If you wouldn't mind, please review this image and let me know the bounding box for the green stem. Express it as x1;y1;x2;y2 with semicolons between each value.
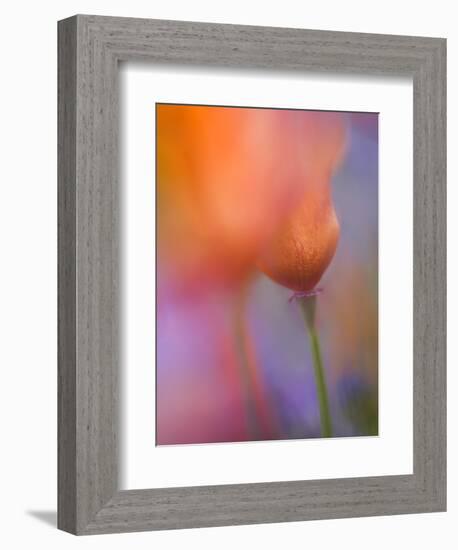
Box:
299;296;332;438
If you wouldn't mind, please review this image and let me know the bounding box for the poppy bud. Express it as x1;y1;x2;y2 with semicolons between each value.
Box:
256;111;346;292
257;186;340;292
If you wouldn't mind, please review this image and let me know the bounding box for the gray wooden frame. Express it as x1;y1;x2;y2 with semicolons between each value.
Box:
58;14;446;535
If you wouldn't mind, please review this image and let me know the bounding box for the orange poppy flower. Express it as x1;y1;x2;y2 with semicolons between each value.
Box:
256;111;346;292
157;105;347;296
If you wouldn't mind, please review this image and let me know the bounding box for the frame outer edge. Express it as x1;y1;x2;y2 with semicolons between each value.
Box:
58;14;447;535
438;39;447;512
75;14;120;533
57;15;78;534
429;37;447;510
412;38;447;513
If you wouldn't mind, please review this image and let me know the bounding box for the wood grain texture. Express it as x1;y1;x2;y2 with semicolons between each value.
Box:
57;14;446;535
57;16;77;533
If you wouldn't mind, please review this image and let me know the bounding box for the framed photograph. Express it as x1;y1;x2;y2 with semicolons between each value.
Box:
58;15;446;535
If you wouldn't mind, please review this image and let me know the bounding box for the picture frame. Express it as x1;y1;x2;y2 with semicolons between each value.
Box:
58;14;446;535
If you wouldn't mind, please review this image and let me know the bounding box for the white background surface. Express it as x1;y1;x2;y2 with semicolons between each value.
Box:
0;1;454;549
122;66;413;489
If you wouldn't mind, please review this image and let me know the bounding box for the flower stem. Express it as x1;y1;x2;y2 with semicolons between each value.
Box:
299;296;333;438
232;287;261;439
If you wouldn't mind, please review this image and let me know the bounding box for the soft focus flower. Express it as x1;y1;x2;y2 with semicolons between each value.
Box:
157;105;347;297
256;112;346;292
256;180;340;292
158;105;297;296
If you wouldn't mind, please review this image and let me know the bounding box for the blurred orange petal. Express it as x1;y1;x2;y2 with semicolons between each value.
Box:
157;104;347;295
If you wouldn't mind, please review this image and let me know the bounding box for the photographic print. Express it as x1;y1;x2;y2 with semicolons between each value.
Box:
156;103;378;445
